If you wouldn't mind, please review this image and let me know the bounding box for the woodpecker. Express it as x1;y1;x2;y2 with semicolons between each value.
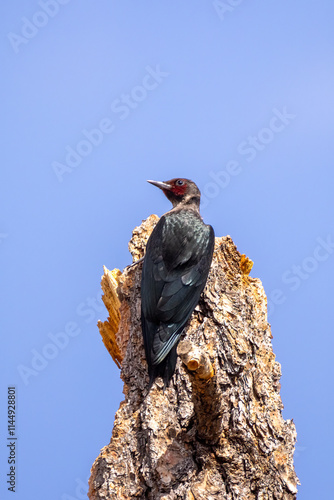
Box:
141;178;215;388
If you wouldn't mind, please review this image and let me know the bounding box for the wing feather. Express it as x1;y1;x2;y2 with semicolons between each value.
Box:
141;212;215;376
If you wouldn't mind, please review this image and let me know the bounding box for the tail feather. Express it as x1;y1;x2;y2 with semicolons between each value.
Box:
147;345;178;390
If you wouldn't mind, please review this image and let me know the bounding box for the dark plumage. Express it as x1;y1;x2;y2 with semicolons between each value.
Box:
141;178;215;388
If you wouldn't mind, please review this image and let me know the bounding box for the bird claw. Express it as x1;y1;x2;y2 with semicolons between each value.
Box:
125;256;145;269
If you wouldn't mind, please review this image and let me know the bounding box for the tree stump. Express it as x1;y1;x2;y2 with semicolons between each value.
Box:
88;215;298;500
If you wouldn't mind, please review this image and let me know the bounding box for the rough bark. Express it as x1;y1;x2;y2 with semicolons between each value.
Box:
89;215;298;500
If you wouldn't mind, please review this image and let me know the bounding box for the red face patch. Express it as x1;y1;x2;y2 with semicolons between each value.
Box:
169;178;188;196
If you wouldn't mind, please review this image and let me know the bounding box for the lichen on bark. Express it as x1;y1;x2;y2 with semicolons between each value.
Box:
89;215;298;500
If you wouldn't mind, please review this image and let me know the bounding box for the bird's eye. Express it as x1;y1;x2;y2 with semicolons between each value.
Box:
176;179;184;186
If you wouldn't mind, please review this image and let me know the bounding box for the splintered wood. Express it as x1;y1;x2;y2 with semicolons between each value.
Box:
89;215;298;500
97;267;123;368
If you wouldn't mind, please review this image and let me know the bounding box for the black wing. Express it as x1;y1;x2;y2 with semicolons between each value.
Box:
141;212;214;383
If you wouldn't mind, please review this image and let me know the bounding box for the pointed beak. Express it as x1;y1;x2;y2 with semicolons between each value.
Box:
147;180;172;191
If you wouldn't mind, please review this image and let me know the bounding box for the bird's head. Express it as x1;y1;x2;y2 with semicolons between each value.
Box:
147;178;201;208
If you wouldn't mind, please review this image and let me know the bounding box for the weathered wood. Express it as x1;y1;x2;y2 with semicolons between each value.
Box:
177;339;214;380
89;215;298;500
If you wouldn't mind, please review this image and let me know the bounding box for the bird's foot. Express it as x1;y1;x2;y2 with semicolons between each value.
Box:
125;256;145;270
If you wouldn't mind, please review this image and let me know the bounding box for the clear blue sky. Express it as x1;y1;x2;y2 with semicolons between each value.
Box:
1;2;333;499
